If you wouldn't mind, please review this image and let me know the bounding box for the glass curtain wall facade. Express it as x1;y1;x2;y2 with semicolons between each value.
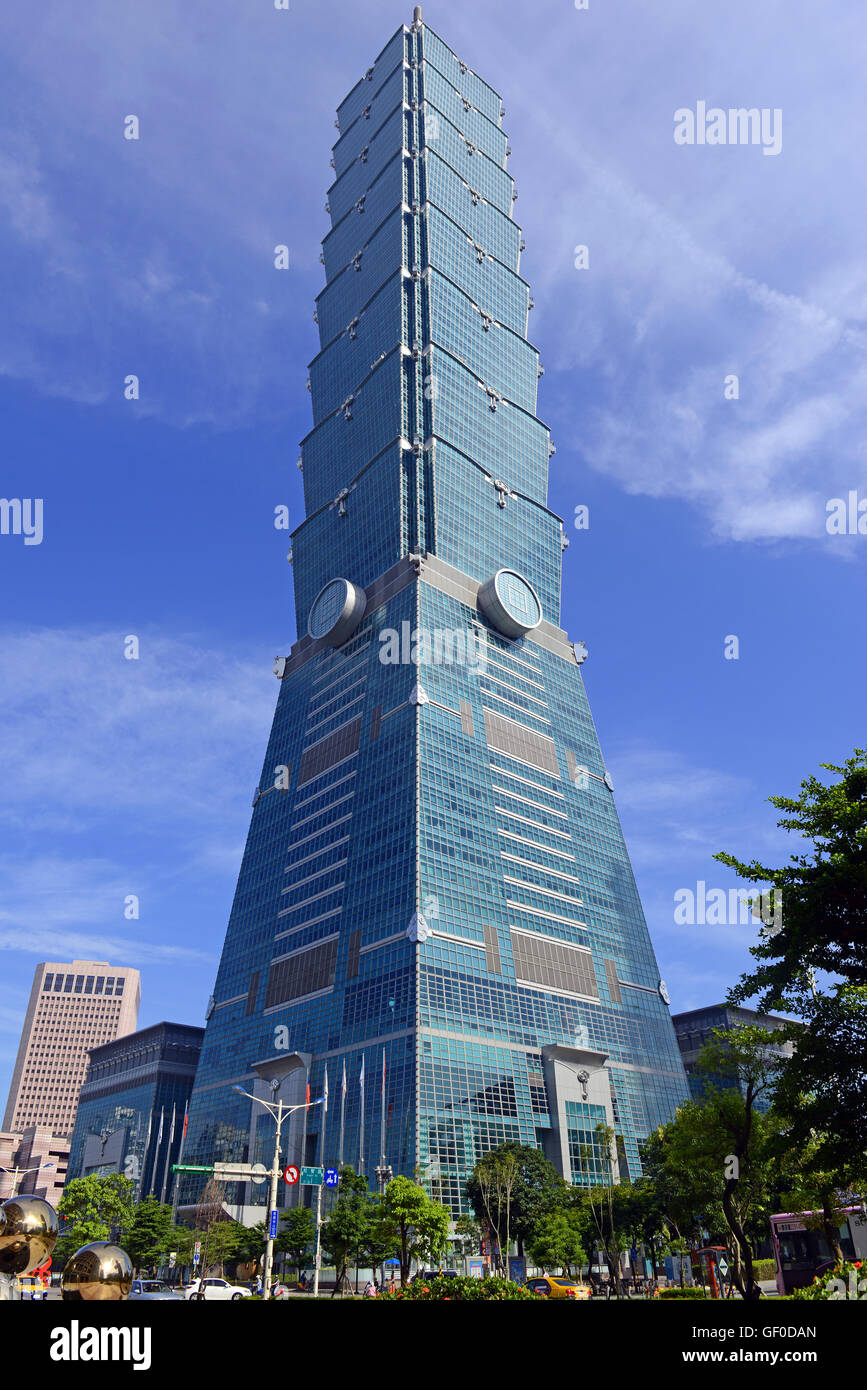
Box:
68;1023;204;1203
180;11;688;1219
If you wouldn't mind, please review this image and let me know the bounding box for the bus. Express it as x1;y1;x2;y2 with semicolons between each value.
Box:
769;1207;867;1295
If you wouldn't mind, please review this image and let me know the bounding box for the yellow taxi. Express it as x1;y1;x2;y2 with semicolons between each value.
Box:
15;1275;47;1300
527;1275;592;1300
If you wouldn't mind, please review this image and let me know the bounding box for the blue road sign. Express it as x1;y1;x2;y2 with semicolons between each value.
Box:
324;1167;338;1187
268;1209;279;1239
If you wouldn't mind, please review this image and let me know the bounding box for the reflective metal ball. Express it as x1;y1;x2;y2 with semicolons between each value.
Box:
61;1242;133;1300
0;1196;59;1276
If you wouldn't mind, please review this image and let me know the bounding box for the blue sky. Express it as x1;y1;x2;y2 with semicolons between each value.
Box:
1;0;864;1103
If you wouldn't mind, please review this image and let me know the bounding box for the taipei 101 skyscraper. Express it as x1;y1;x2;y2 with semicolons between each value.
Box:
179;8;687;1221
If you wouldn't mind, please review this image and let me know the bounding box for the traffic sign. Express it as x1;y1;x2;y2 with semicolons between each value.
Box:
214;1161;264;1183
301;1166;324;1186
718;1258;729;1277
173;1164;214;1173
268;1210;279;1239
283;1165;299;1186
324;1167;339;1188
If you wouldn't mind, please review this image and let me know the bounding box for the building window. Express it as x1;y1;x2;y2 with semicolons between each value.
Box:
265;938;339;1007
510;930;598;998
43;974;54;991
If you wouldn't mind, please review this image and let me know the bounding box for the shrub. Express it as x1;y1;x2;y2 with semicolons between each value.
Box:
657;1287;708;1300
753;1259;776;1281
378;1275;541;1301
793;1261;865;1300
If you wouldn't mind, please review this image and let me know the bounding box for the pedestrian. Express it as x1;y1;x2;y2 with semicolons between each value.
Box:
364;1278;377;1298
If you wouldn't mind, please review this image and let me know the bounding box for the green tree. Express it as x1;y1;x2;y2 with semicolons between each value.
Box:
527;1209;586;1276
716;749;867;1160
233;1221;266;1275
453;1213;481;1259
616;1179;669;1281
122;1198;175;1275
570;1123;630;1296
377;1174;450;1286
277;1207;315;1281
647;1028;781;1300
466;1143;566;1265
56;1173;135;1262
772;1129;866;1265
321;1167;376;1296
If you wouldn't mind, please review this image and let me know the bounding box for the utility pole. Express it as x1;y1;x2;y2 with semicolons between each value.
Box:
374;1159;392;1289
233;1082;321;1301
312;1064;328;1299
312;1180;324;1298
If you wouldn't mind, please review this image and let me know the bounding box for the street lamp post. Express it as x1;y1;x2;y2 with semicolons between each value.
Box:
0;1162;54;1200
374;1160;392;1289
233;1083;321;1301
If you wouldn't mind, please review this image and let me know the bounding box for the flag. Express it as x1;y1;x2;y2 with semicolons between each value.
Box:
167;1103;176;1147
323;1064;329;1114
156;1106;164;1148
359;1055;364;1096
381;1048;386;1094
341;1059;347;1097
183;1101;188;1138
306;1081;311;1107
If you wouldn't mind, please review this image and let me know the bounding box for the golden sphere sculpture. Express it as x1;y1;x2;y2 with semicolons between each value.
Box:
61;1242;132;1300
0;1196;59;1276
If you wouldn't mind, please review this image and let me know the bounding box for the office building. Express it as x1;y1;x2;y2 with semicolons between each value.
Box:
179;9;688;1216
0;1126;69;1206
3;960;141;1138
67;1022;204;1203
672;1003;794;1110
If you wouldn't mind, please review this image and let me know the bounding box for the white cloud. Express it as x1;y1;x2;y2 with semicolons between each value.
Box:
0;627;273;828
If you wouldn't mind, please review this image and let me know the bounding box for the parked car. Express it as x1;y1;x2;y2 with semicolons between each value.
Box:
129;1279;182;1301
526;1275;591;1300
184;1277;252;1301
411;1269;460;1282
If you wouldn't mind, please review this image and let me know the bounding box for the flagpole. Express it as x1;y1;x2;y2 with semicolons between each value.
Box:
160;1103;176;1204
140;1109;153;1200
380;1049;386;1172
151;1107;164;1198
338;1059;346;1169
359;1055;365;1178
171;1102;189;1223
320;1064;329;1165
298;1069;310;1206
313;1065;328;1300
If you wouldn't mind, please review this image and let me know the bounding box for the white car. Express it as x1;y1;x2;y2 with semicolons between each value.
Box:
184;1277;253;1301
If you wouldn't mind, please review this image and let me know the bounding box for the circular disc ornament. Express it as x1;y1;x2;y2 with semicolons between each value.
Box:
61;1242;132;1301
478;569;542;639
307;578;367;647
0;1196;58;1276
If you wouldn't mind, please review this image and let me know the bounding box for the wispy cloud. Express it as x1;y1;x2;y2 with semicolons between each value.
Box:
0;627;273;831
